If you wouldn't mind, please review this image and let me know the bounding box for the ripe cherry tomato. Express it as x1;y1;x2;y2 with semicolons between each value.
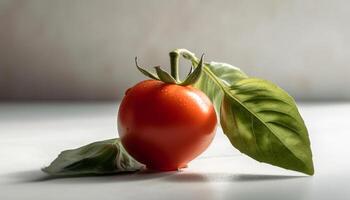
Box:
118;80;217;171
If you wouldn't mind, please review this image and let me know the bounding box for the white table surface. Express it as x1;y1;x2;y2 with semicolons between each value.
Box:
0;102;349;200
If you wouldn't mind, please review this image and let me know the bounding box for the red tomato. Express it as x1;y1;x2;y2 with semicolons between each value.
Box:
118;80;217;171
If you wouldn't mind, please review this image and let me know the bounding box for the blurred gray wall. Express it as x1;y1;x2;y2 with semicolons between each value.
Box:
0;0;349;101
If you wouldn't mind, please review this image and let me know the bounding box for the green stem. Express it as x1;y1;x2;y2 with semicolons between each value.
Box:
169;52;180;81
175;49;199;66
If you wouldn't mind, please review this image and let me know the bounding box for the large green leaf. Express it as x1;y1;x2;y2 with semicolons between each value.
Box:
42;138;143;176
220;78;314;175
179;49;314;175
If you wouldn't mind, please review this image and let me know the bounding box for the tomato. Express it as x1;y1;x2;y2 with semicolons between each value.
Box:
118;80;217;171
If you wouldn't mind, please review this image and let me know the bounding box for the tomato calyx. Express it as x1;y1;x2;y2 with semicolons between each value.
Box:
135;50;204;86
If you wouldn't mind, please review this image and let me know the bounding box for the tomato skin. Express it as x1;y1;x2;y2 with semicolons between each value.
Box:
118;80;217;171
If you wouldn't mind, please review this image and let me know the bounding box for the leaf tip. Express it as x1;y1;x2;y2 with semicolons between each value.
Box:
305;164;315;176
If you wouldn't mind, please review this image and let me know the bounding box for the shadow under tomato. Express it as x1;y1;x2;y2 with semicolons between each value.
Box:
7;168;306;184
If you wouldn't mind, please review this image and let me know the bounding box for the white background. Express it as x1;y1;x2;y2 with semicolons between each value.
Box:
1;0;349;100
1;2;349;199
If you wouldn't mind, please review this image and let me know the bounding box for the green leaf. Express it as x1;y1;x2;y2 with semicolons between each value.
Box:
42;138;143;176
179;49;313;175
179;54;204;86
221;78;314;175
178;50;247;113
195;62;248;113
154;66;177;84
135;57;160;80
